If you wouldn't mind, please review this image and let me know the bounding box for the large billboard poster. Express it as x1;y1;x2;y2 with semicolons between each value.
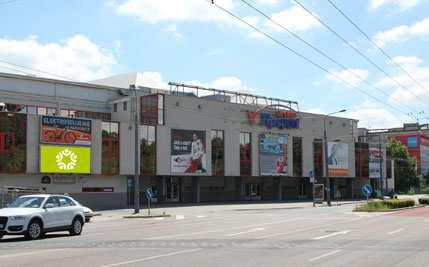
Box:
369;147;381;178
259;133;288;176
40;145;91;174
171;129;207;174
41;116;92;146
328;142;348;177
421;145;429;178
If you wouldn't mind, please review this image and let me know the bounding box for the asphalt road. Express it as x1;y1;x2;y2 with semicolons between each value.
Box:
1;202;429;267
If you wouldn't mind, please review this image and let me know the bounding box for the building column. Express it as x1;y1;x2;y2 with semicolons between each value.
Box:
192;177;200;204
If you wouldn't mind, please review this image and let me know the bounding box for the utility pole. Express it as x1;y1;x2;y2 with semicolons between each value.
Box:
378;134;383;198
131;85;140;214
323;109;346;207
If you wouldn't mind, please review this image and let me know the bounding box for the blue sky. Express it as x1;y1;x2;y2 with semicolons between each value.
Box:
1;0;429;128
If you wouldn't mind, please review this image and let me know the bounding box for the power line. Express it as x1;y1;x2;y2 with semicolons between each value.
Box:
207;0;414;121
238;0;420;116
0;0;24;5
293;0;429;110
326;0;429;104
0;60;74;81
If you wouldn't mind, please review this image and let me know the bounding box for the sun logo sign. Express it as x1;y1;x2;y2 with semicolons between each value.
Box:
55;149;78;171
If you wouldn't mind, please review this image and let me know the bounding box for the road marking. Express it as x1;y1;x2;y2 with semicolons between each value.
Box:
309;250;342;262
313;230;351;240
0;249;64;259
388;228;404;235
99;248;202;267
196;215;206;218
226;227;266;237
154;217;164;221
175;215;185;220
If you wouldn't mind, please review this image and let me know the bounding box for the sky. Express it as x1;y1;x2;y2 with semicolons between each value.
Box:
1;0;429;129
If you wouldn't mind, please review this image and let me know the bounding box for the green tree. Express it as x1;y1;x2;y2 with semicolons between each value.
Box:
388;139;420;193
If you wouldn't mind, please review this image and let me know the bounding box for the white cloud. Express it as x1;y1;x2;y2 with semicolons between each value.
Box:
117;0;234;24
187;76;258;95
138;72;168;89
265;5;321;32
256;0;279;6
0;35;116;81
373;17;429;47
369;0;428;11
163;23;183;38
326;68;369;88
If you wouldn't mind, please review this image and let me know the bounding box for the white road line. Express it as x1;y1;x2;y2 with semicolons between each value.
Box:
226;227;266;237
175;215;185;220
388;228;404;235
196;215;206;218
0;249;64;259
154;217;164;221
312;230;351;240
309;250;342;262
99;248;202;267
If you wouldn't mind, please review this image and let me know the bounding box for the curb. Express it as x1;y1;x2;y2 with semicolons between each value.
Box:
123;214;172;219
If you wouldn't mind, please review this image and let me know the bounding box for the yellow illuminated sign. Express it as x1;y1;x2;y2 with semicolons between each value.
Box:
40;145;91;174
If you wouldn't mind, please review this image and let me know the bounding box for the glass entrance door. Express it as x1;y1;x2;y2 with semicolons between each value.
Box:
244;183;262;201
166;177;180;201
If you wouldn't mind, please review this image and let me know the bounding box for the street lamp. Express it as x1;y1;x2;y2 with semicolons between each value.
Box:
323;109;346;206
130;85;140;214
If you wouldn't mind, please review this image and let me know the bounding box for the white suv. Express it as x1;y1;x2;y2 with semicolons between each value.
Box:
0;194;85;240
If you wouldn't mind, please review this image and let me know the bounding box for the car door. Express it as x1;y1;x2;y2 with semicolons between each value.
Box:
57;196;77;226
42;197;62;228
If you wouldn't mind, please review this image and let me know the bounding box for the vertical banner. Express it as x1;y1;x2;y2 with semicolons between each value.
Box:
369;147;381;178
171;129;207;174
328;142;349;176
259;133;288;176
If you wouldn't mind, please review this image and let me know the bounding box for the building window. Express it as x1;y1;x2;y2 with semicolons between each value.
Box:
240;132;251;176
0;113;26;173
140;125;156;175
113;103;118;112
355;142;369;178
313;139;323;178
293;136;303;177
211;130;224;176
102;122;120;175
141;94;164;126
123;101;127;111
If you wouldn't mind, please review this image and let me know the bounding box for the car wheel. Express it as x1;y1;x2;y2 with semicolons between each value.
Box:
25;220;43;240
70;217;83;236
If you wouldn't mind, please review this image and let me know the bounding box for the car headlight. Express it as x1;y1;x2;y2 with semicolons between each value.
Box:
10;216;26;221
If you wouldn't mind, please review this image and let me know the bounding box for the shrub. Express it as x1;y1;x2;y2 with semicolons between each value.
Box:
383;199;415;209
418;198;429;205
355;199;415;212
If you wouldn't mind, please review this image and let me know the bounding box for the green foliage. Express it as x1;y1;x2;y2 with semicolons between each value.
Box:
388;139;420;193
418;198;429;205
355;199;415;212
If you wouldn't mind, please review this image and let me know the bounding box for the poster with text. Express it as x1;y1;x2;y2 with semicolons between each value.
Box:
369;147;381;178
41;116;92;146
259;133;288;176
328;142;349;177
171;129;207;174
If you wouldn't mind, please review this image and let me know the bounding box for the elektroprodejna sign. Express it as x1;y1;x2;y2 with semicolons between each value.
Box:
260;113;299;129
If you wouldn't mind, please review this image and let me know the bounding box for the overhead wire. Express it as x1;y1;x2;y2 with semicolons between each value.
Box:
0;60;75;81
292;0;429;110
238;0;420;116
207;0;414;121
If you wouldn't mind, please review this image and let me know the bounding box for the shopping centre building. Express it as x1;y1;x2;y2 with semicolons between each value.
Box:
0;72;373;210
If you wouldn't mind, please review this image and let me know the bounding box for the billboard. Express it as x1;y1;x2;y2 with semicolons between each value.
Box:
328;142;348;177
369;147;381;178
41;116;91;146
40;145;91;174
171;129;207;174
259;133;288;176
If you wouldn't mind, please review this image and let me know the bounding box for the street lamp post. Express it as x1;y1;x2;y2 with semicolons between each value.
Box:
131;85;140;214
323;109;346;207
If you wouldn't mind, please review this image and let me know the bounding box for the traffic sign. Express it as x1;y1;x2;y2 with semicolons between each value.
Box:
361;184;373;198
309;170;315;183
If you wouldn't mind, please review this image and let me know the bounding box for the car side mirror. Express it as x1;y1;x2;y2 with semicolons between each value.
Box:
44;203;55;209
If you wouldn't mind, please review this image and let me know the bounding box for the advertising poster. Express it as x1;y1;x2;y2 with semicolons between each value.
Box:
171;129;207;174
40;145;91;174
421;145;429;178
369;147;381;178
41;116;92;146
259;133;288;176
328;142;349;177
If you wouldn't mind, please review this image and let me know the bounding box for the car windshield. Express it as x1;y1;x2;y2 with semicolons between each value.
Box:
8;196;45;208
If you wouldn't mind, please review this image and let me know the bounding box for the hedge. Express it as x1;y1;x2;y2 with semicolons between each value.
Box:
355;199;415;212
418;198;429;205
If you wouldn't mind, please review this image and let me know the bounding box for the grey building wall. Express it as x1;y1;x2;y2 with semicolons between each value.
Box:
26;114;39;174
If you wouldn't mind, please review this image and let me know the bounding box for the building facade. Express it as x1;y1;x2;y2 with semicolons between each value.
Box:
0;72;365;210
